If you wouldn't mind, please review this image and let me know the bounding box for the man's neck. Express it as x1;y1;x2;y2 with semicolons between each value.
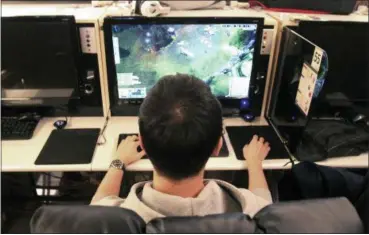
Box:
153;172;205;198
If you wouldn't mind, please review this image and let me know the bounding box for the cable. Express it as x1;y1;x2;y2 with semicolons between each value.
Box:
248;0;267;9
267;7;329;14
97;107;113;146
283;159;295;167
53;105;70;128
97;115;110;146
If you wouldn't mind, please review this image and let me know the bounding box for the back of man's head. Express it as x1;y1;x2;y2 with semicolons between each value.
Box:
139;74;223;180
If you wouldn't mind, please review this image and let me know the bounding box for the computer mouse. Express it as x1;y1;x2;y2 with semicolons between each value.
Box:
241;113;255;122
54;120;67;129
352;114;366;123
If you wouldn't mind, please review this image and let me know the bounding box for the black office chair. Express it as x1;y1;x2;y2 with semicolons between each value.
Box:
30;197;364;233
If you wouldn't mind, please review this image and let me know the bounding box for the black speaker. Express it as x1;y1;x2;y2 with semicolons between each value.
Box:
78;54;102;107
251;25;274;116
75;24;103;116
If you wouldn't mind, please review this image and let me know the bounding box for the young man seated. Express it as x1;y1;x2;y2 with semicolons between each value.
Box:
91;74;272;223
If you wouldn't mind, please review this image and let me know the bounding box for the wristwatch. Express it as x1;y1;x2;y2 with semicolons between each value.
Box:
110;159;126;171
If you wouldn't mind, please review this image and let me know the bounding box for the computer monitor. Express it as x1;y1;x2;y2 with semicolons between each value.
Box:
1;16;80;106
103;17;264;115
268;27;329;155
298;21;369;116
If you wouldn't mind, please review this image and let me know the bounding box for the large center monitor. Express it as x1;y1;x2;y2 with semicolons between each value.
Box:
103;17;264;115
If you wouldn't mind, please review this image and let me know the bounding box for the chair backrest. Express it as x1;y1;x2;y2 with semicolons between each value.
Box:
31;205;145;233
146;197;363;233
31;197;364;233
355;170;369;233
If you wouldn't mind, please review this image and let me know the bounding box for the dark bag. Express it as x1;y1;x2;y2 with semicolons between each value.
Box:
296;120;369;161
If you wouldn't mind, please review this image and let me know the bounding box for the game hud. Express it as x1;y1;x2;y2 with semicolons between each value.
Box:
111;23;258;99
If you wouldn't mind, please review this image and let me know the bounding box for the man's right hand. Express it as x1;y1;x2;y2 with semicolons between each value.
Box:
243;135;270;167
115;135;146;166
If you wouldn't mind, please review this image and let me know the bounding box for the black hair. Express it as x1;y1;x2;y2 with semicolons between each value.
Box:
139;74;223;180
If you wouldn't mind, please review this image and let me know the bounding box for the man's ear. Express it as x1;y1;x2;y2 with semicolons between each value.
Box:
139;135;145;152
212;136;223;157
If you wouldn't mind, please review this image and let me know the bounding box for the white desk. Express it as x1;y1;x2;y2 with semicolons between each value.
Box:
311;154;368;168
91;117;368;171
266;11;368;26
163;8;277;25
2;117;367;172
1;2;107;21
1;117;106;172
1;6;367;171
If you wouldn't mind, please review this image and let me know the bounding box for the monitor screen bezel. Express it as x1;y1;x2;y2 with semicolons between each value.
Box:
103;16;265;115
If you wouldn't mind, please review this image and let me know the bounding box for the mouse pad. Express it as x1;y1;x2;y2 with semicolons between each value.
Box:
226;126;289;160
118;134;229;158
35;128;100;165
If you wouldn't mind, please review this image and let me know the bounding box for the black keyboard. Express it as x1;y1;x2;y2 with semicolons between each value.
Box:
117;134;228;158
1;117;39;140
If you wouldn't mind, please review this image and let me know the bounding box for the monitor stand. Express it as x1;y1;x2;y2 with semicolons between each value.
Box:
1;88;75;107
